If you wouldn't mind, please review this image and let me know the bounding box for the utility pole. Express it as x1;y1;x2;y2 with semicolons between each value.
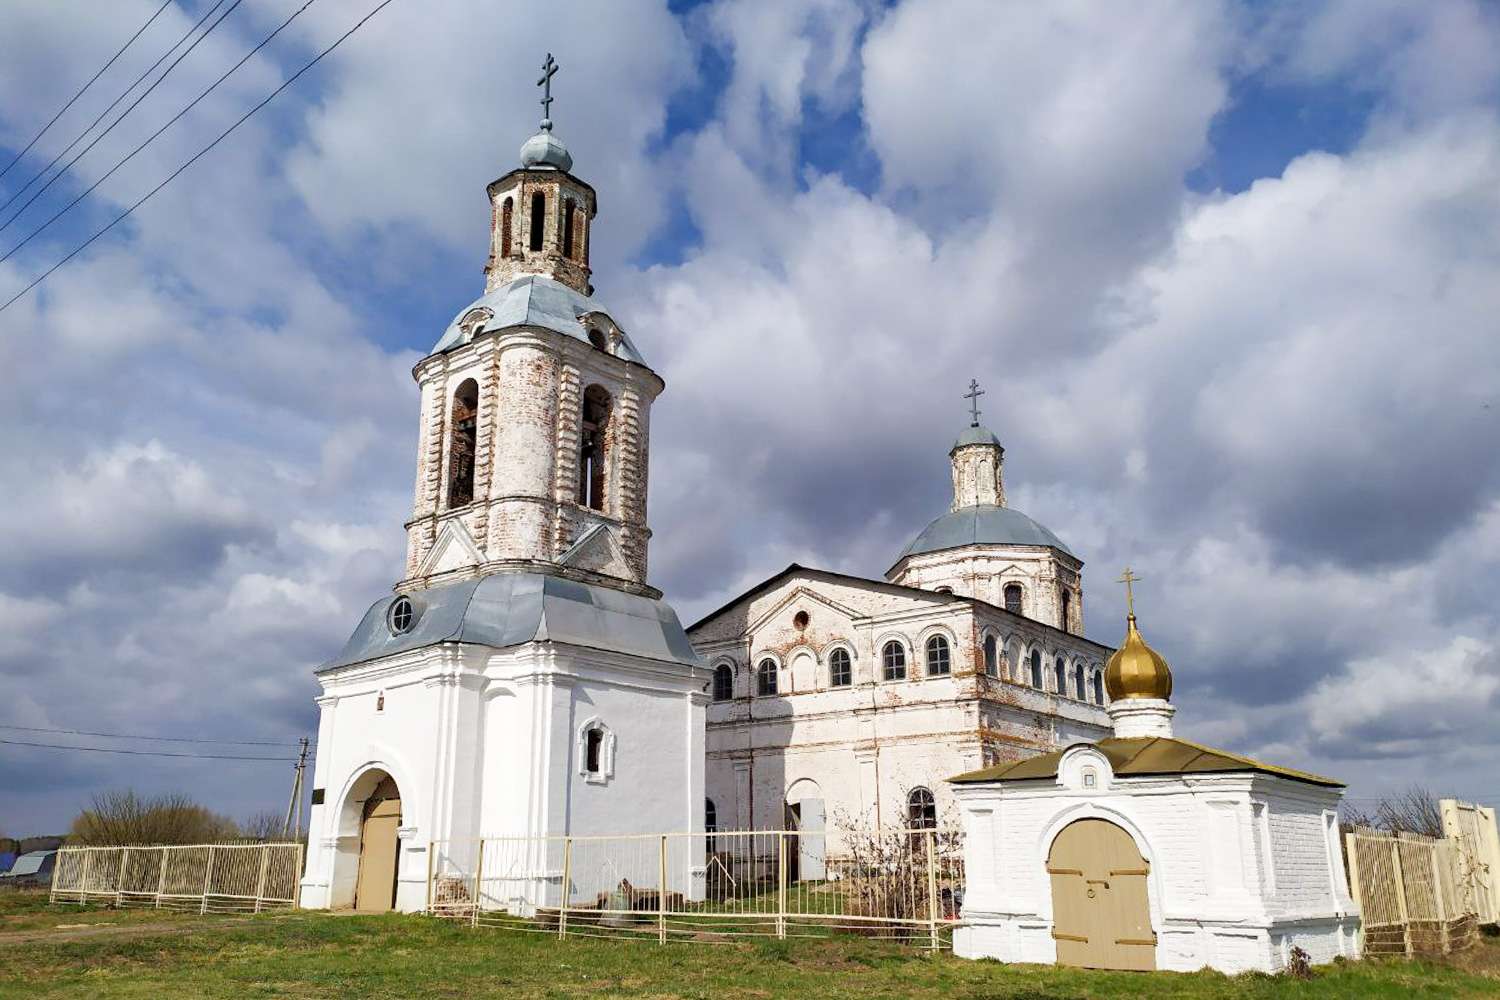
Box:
282;737;310;840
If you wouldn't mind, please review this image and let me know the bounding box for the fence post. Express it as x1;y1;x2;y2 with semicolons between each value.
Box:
1432;840;1451;955
1389;840;1411;958
777;832;788;941
559;837;573;940
1344;833;1364;928
253;845;271;914
426;841;436;914
155;847;169;909
293;842;304;910
78;848;93;906
471;839;485;928
116;848;130;909
200;846;216;915
658;834;668;945
926;829;940;952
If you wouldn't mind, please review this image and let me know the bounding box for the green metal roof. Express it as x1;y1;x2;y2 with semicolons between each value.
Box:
949;736;1343;788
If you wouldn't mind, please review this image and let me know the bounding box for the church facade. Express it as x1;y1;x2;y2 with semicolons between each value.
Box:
688;411;1114;844
298;85;706;912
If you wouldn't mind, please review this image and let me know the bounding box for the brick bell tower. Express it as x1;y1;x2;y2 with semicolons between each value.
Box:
400;55;661;598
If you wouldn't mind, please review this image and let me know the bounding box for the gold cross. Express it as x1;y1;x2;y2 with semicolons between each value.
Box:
1117;567;1141;617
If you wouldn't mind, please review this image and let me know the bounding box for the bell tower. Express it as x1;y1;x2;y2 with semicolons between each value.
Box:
400;55;661;598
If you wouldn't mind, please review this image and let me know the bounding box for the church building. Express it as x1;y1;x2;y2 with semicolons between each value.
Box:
688;391;1115;845
298;64;706;912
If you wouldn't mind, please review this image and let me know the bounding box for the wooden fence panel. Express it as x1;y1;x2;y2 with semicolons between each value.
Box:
1346;828;1482;957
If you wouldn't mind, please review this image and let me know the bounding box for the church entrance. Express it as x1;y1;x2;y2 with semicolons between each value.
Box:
354;775;401;913
1047;819;1155;971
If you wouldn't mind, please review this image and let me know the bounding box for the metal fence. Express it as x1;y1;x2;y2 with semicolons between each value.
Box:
1346;829;1481;957
50;843;303;913
430;826;964;948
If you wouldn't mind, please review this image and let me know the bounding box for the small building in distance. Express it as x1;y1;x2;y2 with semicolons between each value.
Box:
0;850;58;888
949;600;1360;974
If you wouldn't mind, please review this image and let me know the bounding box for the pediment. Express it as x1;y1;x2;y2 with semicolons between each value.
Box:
557;523;631;579
746;582;863;634
417;519;484;578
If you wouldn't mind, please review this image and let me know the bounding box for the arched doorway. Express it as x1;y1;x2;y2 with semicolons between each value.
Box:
784;778;825;882
354;775;402;912
1047;819;1155;971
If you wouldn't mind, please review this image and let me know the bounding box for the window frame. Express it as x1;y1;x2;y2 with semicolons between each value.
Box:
712;663;734;701
925;634;952;677
756;658;779;696
907;787;937;830
881;640;908;682
828;646;852;688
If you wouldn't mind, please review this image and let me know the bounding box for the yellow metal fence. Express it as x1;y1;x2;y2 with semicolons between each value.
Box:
1346;829;1481;957
429;826;964;948
50;843;302;913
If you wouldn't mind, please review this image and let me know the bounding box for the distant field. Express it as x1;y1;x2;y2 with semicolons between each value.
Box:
2;891;1497;999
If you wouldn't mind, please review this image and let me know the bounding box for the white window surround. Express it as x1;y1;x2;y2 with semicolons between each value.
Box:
576;718;616;784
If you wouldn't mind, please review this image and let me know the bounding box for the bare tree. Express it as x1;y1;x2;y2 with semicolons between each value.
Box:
238;811;288;842
1340;786;1444;838
68;789;240;845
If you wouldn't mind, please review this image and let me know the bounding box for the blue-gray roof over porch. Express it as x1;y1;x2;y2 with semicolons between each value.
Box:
429;275;648;366
321;572;700;673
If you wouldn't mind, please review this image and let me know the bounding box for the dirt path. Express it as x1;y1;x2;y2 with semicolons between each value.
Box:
0;917;250;946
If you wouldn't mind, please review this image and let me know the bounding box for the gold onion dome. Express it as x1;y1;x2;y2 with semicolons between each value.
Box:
1104;614;1173;701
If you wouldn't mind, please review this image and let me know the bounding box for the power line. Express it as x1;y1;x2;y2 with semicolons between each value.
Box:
0;1;174;182
0;0;319;265
0;723;309;747
0;0;399;316
0;0;243;229
0;737;296;761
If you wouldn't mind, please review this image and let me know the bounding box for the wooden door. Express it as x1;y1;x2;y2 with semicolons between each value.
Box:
1047;819;1155;971
354;795;401;912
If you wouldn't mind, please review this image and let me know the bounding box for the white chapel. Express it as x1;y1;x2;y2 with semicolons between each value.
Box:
950;588;1360;973
298;70;706;913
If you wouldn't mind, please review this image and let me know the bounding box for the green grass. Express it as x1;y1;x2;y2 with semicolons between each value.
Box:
1;892;1496;999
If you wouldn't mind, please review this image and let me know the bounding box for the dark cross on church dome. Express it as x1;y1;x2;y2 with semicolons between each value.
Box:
537;53;559;131
964;379;985;427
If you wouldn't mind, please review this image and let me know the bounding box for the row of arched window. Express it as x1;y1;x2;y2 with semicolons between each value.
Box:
711;633;1104;704
702;788;938;833
497;192;587;263
442;378;616;513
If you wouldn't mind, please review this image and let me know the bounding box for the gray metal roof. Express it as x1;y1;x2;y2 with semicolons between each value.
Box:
321;572;700;673
430;275;648;366
952;424;1002;450
895;504;1075;562
0;851;55;878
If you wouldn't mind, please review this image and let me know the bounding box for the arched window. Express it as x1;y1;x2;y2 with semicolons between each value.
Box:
926;635;951;676
1054;655;1067;695
1004;583;1023;615
578;385;611;511
1005;639;1021;681
934;586;953;594
757;658;778;696
983;634;998;678
1092;670;1104;705
882;641;906;681
1029;649;1043;688
705;798;717;833
562;199;576;258
583;728;604;776
1074;663;1086;700
829;647;852;687
907;787;937;829
529;191;545;251
500;196;513;257
588;327;607;351
1061;589;1071;631
446;379;478;508
712;664;733;701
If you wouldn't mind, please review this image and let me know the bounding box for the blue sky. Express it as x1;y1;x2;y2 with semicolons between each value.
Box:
2;0;1499;833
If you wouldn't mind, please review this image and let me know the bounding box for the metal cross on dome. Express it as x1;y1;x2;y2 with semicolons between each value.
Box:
964;379;985;427
1117;567;1142;618
537;53;559;130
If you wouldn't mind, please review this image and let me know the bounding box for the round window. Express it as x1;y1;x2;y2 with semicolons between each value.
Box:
388;596;415;635
793;610;810;630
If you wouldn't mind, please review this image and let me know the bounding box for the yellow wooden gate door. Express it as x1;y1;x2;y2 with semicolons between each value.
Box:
1047;819;1155;971
354;795;401;912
